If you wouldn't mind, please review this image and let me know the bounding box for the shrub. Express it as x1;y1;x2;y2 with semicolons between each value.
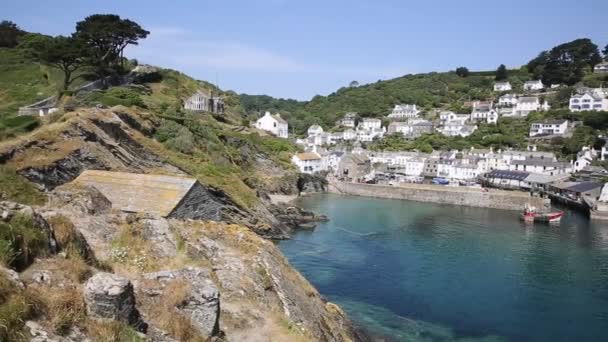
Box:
0;166;47;205
0;213;49;270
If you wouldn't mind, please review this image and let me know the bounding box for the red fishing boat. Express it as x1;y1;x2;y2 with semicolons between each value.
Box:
521;205;564;224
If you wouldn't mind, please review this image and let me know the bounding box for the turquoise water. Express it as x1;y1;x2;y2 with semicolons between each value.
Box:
277;194;608;341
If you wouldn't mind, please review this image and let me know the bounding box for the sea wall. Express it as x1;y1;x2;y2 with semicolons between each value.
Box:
330;181;548;211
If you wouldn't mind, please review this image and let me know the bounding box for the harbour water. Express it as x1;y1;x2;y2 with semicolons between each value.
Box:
278;194;608;341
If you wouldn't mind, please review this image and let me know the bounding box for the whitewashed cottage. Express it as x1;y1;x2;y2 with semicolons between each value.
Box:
523;80;544;91
388;104;420;120
256;112;288;138
569;90;608;111
529;120;569;137
184;90;224;114
493;81;512;92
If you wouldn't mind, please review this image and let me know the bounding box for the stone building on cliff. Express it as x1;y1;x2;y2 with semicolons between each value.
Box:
72;170;225;220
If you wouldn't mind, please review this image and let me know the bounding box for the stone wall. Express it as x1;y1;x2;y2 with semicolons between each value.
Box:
331;181;547;211
169;183;225;221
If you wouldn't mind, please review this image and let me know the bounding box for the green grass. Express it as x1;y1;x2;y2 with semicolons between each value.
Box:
0;213;49;270
0;165;46;205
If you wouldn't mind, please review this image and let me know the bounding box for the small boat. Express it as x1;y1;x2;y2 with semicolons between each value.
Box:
521;205;564;224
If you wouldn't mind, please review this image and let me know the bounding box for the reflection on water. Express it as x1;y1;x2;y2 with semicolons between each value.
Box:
278;194;608;341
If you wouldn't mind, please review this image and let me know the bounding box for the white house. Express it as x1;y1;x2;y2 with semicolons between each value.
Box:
498;94;518;107
569;90;608;112
574;146;597;172
184;90;224;114
292;152;325;174
594;62;608;74
470;101;498;124
387;122;411;135
256;111;288;138
523;80;544;91
403;157;426;177
439;111;469;124
388;104;420;120
343;129;356;140
509;159;572;176
356;127;385;142
340;112;357;127
514;97;550;116
439;122;477;137
358;118;382;130
307;124;324;136
324;151;345;172
493;81;512;92
529;120;569;137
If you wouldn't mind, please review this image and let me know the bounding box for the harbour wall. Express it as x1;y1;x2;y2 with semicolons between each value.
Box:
330;181;548;211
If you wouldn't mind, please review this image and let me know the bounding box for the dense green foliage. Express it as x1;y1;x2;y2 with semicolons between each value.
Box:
74;14;149;81
455;67;470;77
241;70;531;134
0;166;47;205
527;38;602;85
495;64;508;81
86;86;147;108
0;20;25;48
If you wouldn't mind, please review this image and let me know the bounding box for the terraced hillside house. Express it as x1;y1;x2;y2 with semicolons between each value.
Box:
470;101;498;124
493;81;512;92
594;62;608;73
569;90;608;112
388;104;420;120
529;120;569;137
523;80;544;91
72;170;225;220
339;112;357;128
292;152;324;174
184;90;225;114
256;111;289;138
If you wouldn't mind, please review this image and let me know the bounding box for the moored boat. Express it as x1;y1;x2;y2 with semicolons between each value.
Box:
521;205;564;224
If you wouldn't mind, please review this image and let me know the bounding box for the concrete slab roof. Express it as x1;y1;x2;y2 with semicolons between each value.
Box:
73;170;197;217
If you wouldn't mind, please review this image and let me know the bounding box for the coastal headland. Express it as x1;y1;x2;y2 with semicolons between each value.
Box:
330;181;548;211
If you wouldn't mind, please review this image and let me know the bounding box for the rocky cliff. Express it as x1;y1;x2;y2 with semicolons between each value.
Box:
0;107;363;341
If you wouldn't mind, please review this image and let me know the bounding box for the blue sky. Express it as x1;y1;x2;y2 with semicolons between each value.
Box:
4;0;607;100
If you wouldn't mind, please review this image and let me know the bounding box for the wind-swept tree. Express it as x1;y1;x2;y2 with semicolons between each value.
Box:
349;80;359;87
21;35;88;95
0;20;25;47
74;14;149;85
526;38;601;85
495;64;508;81
455;67;469;77
603;44;608;58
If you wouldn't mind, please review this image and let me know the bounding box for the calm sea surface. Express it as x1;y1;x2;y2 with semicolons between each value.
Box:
277;194;608;341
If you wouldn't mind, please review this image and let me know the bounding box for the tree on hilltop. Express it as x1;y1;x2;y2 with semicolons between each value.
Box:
526;38;601;85
603;44;608;59
455;67;470;77
74;14;149;86
21;35;89;95
495;64;508;81
0;20;25;48
349;80;359;87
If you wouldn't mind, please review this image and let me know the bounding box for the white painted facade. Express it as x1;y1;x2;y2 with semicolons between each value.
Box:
388;104;420;119
529;120;569;137
523;80;544;91
255;111;288;138
493;81;512;92
292;152;325;174
569;91;608;112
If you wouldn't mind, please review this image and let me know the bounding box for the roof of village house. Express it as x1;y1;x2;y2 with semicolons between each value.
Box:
524;172;569;184
525;80;543;85
519;96;539;103
486;169;530;181
73;170;198;217
500;94;517;99
533;119;568;125
553;181;603;193
295;152;321;161
513;159;570;168
495;81;510;85
272;114;287;124
362;117;381;122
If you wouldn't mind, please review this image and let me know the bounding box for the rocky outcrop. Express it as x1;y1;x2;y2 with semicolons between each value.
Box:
268;202;329;230
298;173;328;194
142;267;221;338
84;272;147;332
49;184;111;215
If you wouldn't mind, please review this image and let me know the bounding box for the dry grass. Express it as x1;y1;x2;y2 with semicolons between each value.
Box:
35;285;85;335
0;274;44;341
143;279;205;342
85;320;142;342
56;254;92;283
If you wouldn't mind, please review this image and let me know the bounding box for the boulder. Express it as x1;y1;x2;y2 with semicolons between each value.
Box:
49;184;111;215
84;272;147;332
143;267;220;338
0;266;24;289
132;214;177;258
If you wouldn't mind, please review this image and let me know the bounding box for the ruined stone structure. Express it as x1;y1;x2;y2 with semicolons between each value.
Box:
184;90;224;114
72;170;225;220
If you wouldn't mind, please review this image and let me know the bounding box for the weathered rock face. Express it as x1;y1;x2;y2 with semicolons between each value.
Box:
49;184;112;215
0;201;58;259
268;202;329;231
298;173;328;194
84;272;147;332
143;267;221;338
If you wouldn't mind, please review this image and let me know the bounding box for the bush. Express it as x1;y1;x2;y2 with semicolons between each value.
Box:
0;213;49;270
0;166;47;205
88;87;146;108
